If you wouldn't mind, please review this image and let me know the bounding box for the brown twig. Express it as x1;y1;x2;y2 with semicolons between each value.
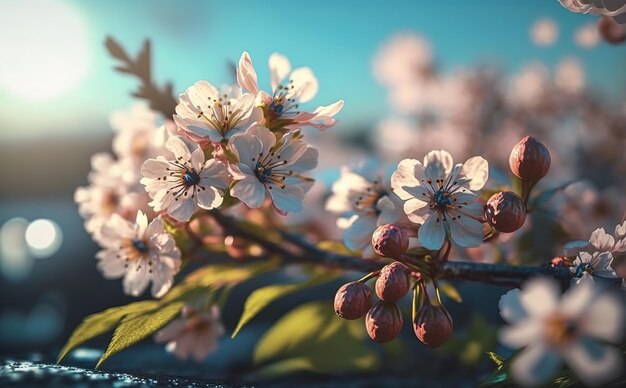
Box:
105;37;178;118
208;210;571;287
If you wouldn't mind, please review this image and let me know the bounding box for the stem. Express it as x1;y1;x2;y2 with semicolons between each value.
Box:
357;271;380;283
207;210;572;287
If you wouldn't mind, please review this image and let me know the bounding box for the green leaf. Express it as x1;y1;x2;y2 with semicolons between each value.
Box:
162;260;277;303
95;302;184;368
231;276;334;338
438;280;463;303
57;301;159;363
253;301;378;377
316;240;355;255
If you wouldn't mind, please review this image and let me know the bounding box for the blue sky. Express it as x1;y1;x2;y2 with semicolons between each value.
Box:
1;0;624;140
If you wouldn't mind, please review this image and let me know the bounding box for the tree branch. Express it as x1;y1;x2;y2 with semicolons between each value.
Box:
207;210;571;287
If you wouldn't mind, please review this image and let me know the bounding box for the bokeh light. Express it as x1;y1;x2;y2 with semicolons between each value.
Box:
25;219;63;258
0;218;32;282
0;0;90;100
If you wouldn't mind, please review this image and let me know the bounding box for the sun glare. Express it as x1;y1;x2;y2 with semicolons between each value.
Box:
0;0;90;101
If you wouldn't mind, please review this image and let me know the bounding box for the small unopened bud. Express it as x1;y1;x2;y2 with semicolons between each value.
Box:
509;136;551;184
334;282;372;320
413;302;453;348
375;262;410;302
598;16;626;45
372;224;409;258
484;191;526;233
365;301;404;343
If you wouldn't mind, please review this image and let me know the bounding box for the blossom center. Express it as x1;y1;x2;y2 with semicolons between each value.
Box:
252;152;290;189
183;169;201;187
269;82;300;117
132;238;148;254
573;263;593;278
544;314;578;346
196;94;242;136
433;189;452;211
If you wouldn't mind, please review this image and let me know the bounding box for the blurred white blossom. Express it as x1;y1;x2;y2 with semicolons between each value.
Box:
499;278;624;387
155;305;224;362
530;19;559;46
95;211;181;298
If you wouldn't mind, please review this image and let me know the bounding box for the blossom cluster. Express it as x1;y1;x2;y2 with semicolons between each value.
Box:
75;52;342;360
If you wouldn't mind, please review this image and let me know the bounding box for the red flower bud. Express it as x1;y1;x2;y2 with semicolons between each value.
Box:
372;224;409;258
484;191;526;233
413;302;453;348
509;136;551;184
598;16;626;45
334;282;372;320
365;300;404;343
375;262;410;302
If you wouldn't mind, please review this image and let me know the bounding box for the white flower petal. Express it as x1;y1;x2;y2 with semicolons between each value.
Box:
196;186;224;210
403;196;429;217
165;136;193;161
589;228;615;252
511;344;562;387
343;215;378;251
168;198;197;222
231;176;266;208
123;262;150;297
447;215;483;247
424;150;453;180
582;293;625;343
376;195;406;225
499;288;528;323
460;156;489;191
498;319;541;348
418;214;446;250
391;158;425;200
269;53;291;92
97;253;127;278
563;338;622;387
290;147;318;172
135;211;149;237
269;184;305;214
237;51;259;95
560;279;595;318
520;277;560;318
151;263;174;298
615;220;626;239
289;67;318;103
141;158;169;179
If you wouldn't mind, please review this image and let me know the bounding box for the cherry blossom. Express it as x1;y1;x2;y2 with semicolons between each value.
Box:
326;166;408;256
95;211;181;298
237;51;343;131
391;150;488;250
228;124;318;214
499;278;624;386
155;305;225;362
174;81;260;144
140;136;229;222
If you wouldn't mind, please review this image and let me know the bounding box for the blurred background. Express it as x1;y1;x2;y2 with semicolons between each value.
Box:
1;0;625;384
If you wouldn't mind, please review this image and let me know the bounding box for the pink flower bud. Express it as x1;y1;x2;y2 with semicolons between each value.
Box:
413;302;453;348
598;16;626;45
365;300;404;343
372;224;409;258
509;136;551;184
484;191;526;233
334;282;372;320
375;262;410;302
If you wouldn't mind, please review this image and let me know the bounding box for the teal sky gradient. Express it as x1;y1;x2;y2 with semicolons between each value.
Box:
1;0;624;140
